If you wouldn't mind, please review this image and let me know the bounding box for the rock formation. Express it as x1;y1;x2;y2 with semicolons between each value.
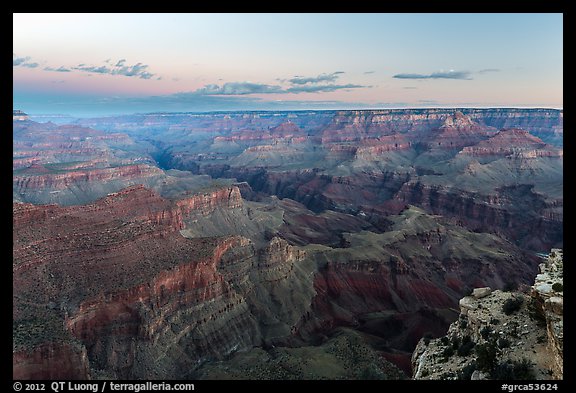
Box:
13;109;29;121
412;249;563;380
13;108;562;380
460;129;562;158
13;185;317;379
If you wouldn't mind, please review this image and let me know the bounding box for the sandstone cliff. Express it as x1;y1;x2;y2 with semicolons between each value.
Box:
13;185;317;379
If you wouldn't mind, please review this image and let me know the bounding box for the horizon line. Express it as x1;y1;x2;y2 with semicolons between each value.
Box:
19;106;564;119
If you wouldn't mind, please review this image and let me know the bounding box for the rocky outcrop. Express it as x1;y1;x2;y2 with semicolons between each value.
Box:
460;129;562;157
63;235;261;379
294;206;539;355
320;110;449;144
13;110;29;121
14;164;163;191
412;249;563;380
355;134;412;159
531;249;563;379
78;109;562;146
317;109;561;146
423;112;494;149
13;342;91;380
394;182;563;251
177;186;243;216
13;184;315;379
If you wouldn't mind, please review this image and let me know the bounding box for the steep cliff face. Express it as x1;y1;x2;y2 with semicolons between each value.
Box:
411;249;563;380
320;110;448;144
13;343;91;380
395;181;562;251
422;111;494;149
531;249;563;379
13;185;250;378
460;129;561;157
354;134;412;159
13;185;317;379
317;109;561;146
14;164;163;191
12;120;168;205
294;206;539;355
176;186;243;215
63;236;263;379
464;109;563;146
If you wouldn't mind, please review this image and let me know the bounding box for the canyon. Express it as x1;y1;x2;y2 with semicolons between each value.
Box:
13;108;562;379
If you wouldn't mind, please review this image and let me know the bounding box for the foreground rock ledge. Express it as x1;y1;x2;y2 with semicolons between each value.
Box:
412;249;563;380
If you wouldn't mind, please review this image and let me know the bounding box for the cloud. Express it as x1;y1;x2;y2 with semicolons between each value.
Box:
72;60;155;79
44;66;71;72
15;55;157;79
13;54;38;68
289;72;343;85
194;82;284;95
363;71;375;74
478;68;500;74
13;56;30;66
75;65;111;74
403;86;417;89
193;81;369;95
287;83;367;93
393;70;472;80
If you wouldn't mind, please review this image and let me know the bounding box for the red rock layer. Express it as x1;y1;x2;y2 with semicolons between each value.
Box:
13;185;250;379
13;164;163;191
394;182;562;251
460;128;561;157
424;112;493;148
214;122;307;146
320;110;450;144
355;134;412;159
13;343;91;380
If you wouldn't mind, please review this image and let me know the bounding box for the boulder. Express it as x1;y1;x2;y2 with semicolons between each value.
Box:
472;287;492;299
546;297;563;315
459;296;477;314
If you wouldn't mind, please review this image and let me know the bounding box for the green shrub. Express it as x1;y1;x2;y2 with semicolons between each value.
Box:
492;358;534;380
458;340;475;356
502;296;524;315
458;361;477;380
451;336;461;350
440;336;450;346
442;346;455;358
475;341;500;372
497;337;511;349
552;282;563;292
480;326;493;340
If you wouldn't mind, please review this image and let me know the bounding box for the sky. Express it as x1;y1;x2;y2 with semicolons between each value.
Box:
13;13;563;116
